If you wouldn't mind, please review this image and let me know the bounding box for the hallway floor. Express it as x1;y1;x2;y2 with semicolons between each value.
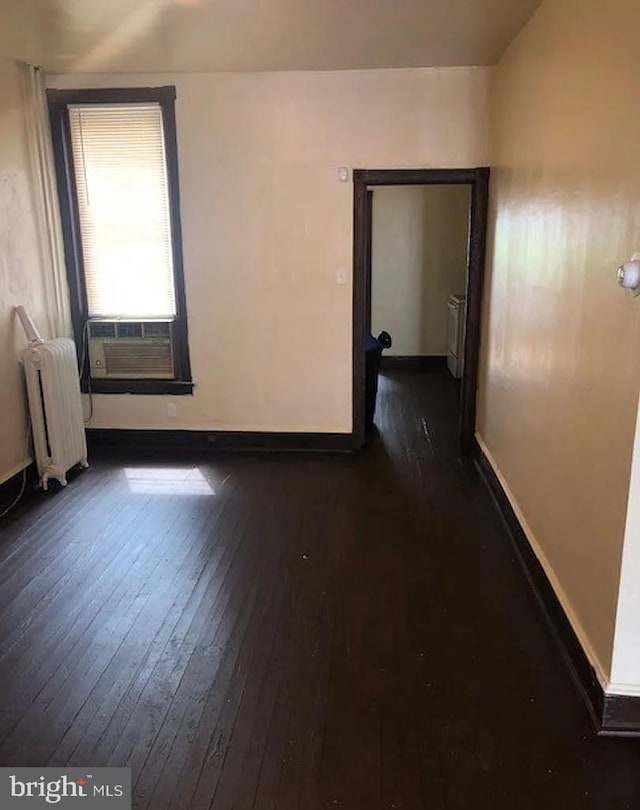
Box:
0;369;639;808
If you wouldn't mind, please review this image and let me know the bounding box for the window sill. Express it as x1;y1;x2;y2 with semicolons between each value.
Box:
82;379;194;395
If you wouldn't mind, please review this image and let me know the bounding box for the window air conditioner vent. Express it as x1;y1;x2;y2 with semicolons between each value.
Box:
117;321;143;339
143;321;172;339
88;320;175;379
88;321;116;338
103;341;173;377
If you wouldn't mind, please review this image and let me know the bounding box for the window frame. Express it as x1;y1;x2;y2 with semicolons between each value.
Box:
48;86;193;395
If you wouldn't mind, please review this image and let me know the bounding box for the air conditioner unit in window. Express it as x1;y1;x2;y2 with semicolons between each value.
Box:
88;320;175;379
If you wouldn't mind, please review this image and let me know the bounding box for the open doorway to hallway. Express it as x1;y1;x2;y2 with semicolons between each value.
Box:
370;182;471;403
352;168;490;452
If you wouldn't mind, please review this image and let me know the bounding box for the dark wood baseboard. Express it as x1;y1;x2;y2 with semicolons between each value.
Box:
1;461;38;492
1;462;33;500
600;694;640;736
0;462;39;523
380;356;447;372
472;437;640;736
86;428;355;455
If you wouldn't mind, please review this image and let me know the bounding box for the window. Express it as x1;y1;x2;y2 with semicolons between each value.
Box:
48;87;192;395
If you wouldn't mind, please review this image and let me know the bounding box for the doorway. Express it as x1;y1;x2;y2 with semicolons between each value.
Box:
352;168;490;452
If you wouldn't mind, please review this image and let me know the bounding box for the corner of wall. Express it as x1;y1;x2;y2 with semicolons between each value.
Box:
474;432;609;688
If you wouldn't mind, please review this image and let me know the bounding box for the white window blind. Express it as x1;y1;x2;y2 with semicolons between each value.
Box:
68;103;177;318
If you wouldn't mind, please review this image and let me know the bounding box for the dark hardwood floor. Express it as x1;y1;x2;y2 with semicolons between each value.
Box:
1;369;639;809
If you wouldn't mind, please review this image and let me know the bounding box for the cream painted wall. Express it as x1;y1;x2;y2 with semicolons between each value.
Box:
48;68;490;433
478;0;640;681
371;185;469;356
0;0;47;63
610;395;640;694
0;57;51;483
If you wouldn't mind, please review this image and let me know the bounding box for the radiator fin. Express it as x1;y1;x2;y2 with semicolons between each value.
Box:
22;338;88;489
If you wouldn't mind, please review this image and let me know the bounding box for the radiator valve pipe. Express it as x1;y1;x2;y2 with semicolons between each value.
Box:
15;306;45;345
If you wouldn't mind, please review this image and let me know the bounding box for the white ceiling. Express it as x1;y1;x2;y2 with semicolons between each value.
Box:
37;0;542;74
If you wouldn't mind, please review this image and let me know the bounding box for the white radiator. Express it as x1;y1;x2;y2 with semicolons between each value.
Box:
22;337;88;490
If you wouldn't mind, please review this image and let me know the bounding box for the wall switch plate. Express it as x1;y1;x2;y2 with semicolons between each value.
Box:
336;268;347;285
338;167;349;182
167;402;178;419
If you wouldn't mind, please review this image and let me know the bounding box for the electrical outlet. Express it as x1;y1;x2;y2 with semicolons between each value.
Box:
167;402;178;419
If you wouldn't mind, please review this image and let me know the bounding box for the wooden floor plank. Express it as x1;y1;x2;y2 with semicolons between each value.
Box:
49;478;240;767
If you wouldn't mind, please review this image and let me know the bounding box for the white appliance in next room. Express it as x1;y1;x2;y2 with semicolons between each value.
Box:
447;294;466;379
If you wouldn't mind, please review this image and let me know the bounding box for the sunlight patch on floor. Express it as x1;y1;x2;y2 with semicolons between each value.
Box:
123;467;215;495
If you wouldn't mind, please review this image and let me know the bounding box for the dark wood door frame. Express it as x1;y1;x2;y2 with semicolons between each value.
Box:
364;189;374;333
352;167;490;453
